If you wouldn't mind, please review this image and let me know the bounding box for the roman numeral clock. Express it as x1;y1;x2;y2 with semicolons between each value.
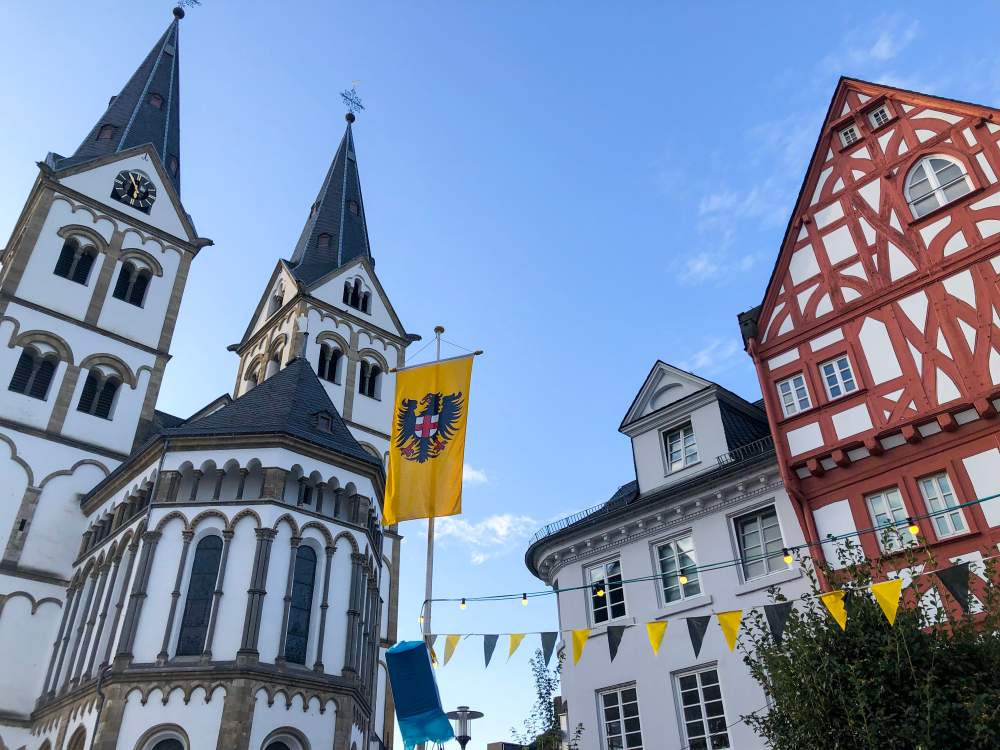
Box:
111;169;157;213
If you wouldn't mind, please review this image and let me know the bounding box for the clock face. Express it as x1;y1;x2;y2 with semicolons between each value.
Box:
111;170;157;213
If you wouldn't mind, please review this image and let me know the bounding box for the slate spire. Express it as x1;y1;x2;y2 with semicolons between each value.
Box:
57;7;184;193
288;113;373;285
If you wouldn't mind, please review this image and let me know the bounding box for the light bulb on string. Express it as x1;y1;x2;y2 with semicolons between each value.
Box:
418;614;424;626
678;570;689;585
459;598;467;610
907;517;919;536
521;593;529;607
783;548;794;566
595;585;606;598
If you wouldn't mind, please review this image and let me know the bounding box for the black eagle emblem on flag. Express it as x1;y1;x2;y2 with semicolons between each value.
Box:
396;391;464;463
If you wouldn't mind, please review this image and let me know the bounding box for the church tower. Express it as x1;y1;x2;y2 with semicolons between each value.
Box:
0;8;209;744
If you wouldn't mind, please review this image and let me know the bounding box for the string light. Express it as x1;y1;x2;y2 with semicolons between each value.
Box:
418;615;424;626
783;548;794;565
595;585;606;598
678;570;689;585
459;598;467;610
907;517;920;536
521;593;529;606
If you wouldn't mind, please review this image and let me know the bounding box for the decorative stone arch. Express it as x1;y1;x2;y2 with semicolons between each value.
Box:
269;334;289;355
358;442;383;465
272;513;300;536
356;348;389;373
117;248;165;277
181;682;227;705
133;722;190;750
65;725;87;750
300;520;335;547
316;330;351;355
0;590;62;617
78;352;138;390
332;530;360;555
155;510;191;533
0;431;34;486
38;458;111;490
12;329;75;364
121;227;184;259
56;224;110;253
189;509;230;532
229;507;263;531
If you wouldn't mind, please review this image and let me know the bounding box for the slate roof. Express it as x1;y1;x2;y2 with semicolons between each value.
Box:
288;119;372;285
55;11;183;193
719;398;770;451
163;358;380;467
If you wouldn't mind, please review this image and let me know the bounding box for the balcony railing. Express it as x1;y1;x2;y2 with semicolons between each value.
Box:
716;434;774;466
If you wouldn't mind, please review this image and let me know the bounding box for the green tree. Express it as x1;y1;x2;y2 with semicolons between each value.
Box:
511;649;583;749
740;537;1000;749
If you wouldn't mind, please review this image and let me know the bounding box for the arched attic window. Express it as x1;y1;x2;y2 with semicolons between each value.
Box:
283;545;317;664
267;285;284;317
9;345;58;400
148;92;163;109
265;346;283;379
111;260;152;307
358;360;382;400
905;155;973;218
244;366;260;391
77;368;122;420
176;535;223;656
54;237;98;285
317;343;342;384
96;124;115;141
361;291;371;314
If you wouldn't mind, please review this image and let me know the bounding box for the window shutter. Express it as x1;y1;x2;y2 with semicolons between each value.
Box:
95;379;119;419
8;350;35;394
112;266;131;300
72;250;95;285
29;358;56;400
54;242;75;279
77;371;99;413
129;272;151;306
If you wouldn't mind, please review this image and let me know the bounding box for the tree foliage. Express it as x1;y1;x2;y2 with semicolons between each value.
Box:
511;649;583;749
740;538;1000;749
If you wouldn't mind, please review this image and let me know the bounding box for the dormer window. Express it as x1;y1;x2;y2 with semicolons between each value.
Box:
663;423;698;473
97;124;115;141
317;233;331;250
839;125;860;147
868;105;891;129
168;154;179;177
315;412;333;432
348;199;360;216
148;92;163;109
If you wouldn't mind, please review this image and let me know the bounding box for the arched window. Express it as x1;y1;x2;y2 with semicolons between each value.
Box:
268;286;284;317
349;279;362;309
283;545;317;664
317;344;341;384
9;346;57;400
317;233;331;250
244;367;260;391
149;92;163;109
97;124;115;141
111;261;152;307
168;154;180;177
152;741;184;750
176;535;223;656
361;291;371;314
266;744;291;750
905;155;972;218
342;281;352;305
66;728;87;750
54;238;97;285
77;370;122;420
358;361;382;399
265;348;283;379
348;199;360;216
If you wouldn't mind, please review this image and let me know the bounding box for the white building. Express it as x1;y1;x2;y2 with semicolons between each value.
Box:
0;9;408;750
525;362;809;750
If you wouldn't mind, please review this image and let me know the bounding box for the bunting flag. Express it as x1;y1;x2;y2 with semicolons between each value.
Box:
871;579;904;626
936;562;971;613
764;602;793;644
443;634;461;665
508;633;525;660
571;628;590;665
424;634;439;666
717;610;743;652
820;591;847;630
540;632;557;666
607;625;626;662
687;616;711;657
646;621;668;656
483;634;499;668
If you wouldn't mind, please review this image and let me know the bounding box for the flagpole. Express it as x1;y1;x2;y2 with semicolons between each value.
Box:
424;326;445;643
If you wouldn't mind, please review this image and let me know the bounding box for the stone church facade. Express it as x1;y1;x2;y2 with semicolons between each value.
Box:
0;9;405;750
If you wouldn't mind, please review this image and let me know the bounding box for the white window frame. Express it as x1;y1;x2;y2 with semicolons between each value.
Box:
655;535;701;604
597;683;643;750
839;125;860;147
905;155;973;218
776;372;811;417
866;486;915;552
918;472;968;540
819;355;858;400
868;105;891;129
587;558;627;625
663;423;699;474
734;505;785;581
674;666;731;750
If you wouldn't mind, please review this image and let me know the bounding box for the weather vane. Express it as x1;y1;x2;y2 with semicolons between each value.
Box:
341;86;365;117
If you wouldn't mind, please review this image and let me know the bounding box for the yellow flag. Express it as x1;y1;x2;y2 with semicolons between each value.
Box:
717;610;743;652
384;356;474;526
444;634;461;665
508;633;525;660
871;579;903;626
820;591;848;630
646;621;667;656
571;628;590;665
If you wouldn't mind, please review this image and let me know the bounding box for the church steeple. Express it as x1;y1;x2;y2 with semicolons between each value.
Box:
288;113;372;285
55;7;184;192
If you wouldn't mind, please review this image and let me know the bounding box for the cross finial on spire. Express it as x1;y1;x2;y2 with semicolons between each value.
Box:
341;86;364;123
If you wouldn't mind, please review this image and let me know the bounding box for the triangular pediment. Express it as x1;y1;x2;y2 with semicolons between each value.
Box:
619;361;712;431
240;261;302;344
308;255;407;339
52;144;196;242
752;78;1000;349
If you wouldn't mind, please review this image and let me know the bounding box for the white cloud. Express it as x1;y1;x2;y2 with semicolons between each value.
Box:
821;16;920;72
436;513;539;564
463;463;488;484
678;338;745;376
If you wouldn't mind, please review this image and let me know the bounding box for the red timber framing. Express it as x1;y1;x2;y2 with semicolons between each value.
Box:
741;77;1000;573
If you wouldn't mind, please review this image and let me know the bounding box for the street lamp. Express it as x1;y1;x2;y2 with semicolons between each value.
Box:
446;705;484;750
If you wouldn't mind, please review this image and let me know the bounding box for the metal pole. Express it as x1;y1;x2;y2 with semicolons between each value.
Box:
424;326;445;641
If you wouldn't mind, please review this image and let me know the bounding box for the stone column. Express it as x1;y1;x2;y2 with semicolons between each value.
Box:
188;470;204;502
275;535;302;663
102;539;139;668
313;545;335;673
343;553;364;676
202;529;233;661
214;678;256;750
61;572;96;692
153;472;181;503
333;488;344;519
158;529;194;663
115;530;161;664
91;683;129;750
296;478;306;506
42;584;77;697
314;483;326;515
238;528;275;660
2;485;42;566
85;551;123;677
260;468;288;501
72;561;111;683
212;469;225;500
236;469;249;500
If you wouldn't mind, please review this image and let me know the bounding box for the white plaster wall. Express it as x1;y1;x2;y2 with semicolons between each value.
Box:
962;448;1000;526
0;318;61;431
0;435;30;556
116;686;225;750
375;661;388;741
632;401;729;494
211;511;257;661
58;153;190;240
258;522;293;663
248;690;336;750
324;533;355;673
351;367;394;433
61;369;151;455
311;265;401;337
0;591;62;715
812;500;858;569
131;514;186;663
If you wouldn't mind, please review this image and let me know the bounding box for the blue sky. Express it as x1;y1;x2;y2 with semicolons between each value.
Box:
3;2;1000;746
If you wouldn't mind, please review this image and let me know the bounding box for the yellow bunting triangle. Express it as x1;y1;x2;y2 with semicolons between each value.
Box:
717;610;743;652
508;633;525;660
871;579;903;626
820;591;848;630
646;621;667;656
571;628;590;665
443;634;461;665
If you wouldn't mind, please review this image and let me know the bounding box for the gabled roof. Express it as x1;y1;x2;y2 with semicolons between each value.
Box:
619;361;712;431
54;9;184;193
164;357;380;467
289;116;372;285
